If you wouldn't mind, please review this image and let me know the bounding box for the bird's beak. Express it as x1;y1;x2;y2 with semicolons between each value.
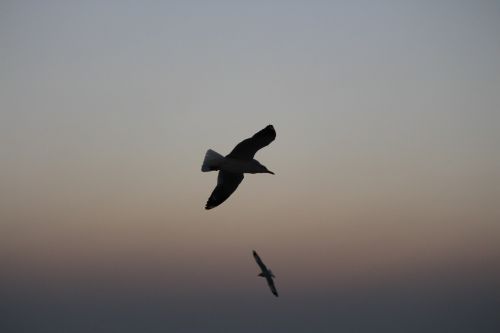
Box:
267;170;275;175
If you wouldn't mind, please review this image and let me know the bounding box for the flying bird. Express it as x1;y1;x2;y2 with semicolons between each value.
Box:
201;125;276;210
252;250;278;297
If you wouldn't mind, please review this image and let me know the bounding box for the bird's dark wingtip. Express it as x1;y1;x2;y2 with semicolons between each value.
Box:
205;199;217;210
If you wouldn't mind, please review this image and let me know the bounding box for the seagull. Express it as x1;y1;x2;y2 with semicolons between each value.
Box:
201;125;276;210
252;250;278;297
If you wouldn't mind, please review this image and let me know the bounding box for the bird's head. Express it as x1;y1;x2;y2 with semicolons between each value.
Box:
251;161;275;175
264;167;275;175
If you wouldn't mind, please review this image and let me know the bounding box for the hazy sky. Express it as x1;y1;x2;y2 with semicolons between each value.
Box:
1;1;500;332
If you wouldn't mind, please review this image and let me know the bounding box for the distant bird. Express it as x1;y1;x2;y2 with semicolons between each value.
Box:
252;250;278;297
201;125;276;210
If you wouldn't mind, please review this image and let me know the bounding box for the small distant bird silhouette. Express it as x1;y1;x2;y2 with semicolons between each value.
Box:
201;125;276;210
252;250;278;297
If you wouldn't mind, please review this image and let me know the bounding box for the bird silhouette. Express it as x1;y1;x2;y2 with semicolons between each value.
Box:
252;250;278;297
201;125;276;209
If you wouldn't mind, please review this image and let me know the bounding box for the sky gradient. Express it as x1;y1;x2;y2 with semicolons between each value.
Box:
1;1;500;332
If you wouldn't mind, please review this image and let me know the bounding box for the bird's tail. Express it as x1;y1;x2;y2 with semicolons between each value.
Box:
201;149;225;172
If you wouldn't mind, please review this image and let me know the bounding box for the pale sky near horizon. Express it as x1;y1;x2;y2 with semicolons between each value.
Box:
1;1;500;332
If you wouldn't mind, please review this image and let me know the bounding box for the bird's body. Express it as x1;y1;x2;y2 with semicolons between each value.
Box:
219;158;273;174
202;125;276;210
253;250;278;297
258;270;275;279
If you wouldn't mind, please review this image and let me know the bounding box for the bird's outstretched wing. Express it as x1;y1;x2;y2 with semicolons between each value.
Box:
253;250;268;272
205;171;244;209
227;125;276;160
266;276;279;297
